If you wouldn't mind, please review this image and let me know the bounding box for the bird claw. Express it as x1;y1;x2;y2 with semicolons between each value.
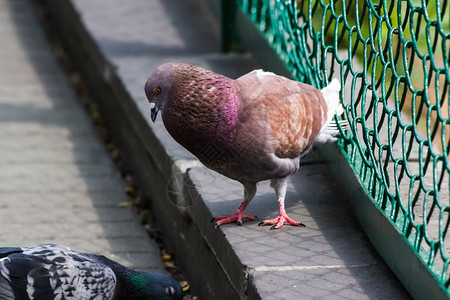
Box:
214;213;257;227
269;222;305;230
259;214;305;229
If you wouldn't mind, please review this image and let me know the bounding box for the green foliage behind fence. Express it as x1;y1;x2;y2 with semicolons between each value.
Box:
236;0;450;294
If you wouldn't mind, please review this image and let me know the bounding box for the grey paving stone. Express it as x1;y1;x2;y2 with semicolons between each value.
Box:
0;191;129;208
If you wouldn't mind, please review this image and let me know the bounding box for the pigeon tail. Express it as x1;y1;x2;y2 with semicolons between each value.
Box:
316;78;347;144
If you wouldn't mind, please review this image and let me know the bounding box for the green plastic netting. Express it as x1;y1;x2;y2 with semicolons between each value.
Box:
236;0;450;293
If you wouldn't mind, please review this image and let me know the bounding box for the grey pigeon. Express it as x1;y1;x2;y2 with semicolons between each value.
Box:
0;244;183;300
145;63;344;229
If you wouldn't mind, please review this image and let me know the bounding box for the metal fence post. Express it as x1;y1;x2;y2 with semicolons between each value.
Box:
221;0;237;52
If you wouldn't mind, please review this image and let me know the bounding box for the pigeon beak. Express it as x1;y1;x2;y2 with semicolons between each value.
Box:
151;106;160;123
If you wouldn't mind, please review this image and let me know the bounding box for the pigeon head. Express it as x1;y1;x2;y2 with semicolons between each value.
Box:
124;271;183;300
144;63;179;122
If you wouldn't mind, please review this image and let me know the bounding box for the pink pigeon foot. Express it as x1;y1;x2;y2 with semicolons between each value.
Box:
214;185;257;226
215;212;258;226
258;211;305;230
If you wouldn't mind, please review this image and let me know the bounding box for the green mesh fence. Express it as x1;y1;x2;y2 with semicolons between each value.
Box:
236;0;450;294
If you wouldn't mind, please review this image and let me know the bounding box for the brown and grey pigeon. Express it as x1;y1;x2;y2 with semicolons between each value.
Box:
145;63;344;229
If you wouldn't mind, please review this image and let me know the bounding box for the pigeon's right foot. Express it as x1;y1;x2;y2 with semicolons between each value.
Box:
258;211;305;229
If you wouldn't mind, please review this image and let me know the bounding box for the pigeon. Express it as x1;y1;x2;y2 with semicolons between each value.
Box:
145;63;345;229
0;244;183;300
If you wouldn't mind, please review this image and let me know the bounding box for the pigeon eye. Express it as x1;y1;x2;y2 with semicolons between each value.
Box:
165;286;175;296
154;87;162;94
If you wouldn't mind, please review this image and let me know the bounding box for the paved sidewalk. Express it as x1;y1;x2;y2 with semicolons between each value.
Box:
0;0;163;272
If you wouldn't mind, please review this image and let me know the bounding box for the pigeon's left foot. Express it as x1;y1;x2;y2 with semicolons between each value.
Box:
258;211;305;229
215;212;258;226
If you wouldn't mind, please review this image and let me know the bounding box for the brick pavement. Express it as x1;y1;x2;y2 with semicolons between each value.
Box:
0;0;163;272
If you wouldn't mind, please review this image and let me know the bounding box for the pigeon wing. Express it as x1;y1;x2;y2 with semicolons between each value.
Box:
236;70;327;159
0;245;117;300
0;250;51;300
0;248;20;299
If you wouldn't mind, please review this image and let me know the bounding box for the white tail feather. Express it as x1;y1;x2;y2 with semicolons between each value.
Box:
316;78;346;144
321;78;343;119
